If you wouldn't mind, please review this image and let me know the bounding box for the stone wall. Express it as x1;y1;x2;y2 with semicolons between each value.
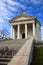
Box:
35;22;41;41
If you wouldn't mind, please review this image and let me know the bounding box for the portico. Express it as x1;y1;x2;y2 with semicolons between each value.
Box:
10;23;35;39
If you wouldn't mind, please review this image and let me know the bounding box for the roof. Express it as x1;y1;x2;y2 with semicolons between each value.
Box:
9;13;41;26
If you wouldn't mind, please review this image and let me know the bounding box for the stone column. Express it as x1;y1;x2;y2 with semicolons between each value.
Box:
12;28;15;39
25;24;27;39
10;26;13;39
17;24;20;39
33;23;35;36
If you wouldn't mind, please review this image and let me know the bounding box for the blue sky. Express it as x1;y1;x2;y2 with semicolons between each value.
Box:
0;0;43;40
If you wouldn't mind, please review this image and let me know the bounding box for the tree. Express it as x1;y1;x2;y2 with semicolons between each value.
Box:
0;31;4;39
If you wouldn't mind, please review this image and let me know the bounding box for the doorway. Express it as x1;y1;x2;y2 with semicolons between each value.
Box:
22;33;25;39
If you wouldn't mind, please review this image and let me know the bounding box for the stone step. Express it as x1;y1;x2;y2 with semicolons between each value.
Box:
0;39;27;44
0;55;13;58
0;62;8;65
0;58;11;61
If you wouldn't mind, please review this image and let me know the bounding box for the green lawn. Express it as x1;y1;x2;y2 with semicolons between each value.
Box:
32;47;43;65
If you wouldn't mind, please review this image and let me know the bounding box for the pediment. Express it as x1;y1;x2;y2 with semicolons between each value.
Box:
10;14;35;22
14;16;30;21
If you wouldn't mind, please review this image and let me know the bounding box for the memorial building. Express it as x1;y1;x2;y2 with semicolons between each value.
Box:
10;11;41;40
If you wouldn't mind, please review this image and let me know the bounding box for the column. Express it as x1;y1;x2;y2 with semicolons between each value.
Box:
33;23;35;36
12;28;15;39
17;24;20;39
25;24;27;39
10;26;13;39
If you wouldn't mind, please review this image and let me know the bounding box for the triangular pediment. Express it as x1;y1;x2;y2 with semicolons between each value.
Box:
10;14;35;23
14;16;29;21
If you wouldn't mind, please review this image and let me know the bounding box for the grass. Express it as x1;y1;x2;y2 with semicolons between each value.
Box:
32;47;43;65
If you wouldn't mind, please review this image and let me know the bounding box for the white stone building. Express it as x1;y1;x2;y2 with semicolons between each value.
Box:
10;12;41;41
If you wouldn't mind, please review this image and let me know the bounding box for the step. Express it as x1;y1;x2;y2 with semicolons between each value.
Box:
0;39;27;44
0;58;11;62
0;58;11;60
0;62;8;65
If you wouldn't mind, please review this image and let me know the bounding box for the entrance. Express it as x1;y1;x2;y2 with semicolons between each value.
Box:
22;33;25;39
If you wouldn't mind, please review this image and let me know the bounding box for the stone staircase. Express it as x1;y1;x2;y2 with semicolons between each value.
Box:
0;39;27;52
0;47;17;65
0;39;27;65
8;37;34;65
